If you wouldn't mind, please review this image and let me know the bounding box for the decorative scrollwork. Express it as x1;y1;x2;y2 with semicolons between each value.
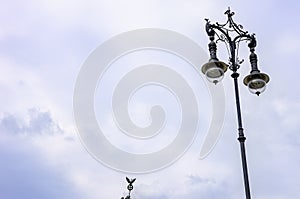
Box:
238;58;244;65
216;33;227;43
204;7;256;71
216;7;248;36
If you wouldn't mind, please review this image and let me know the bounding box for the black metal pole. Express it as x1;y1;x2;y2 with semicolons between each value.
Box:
231;72;251;199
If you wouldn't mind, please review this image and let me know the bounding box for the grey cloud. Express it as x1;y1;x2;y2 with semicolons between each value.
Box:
134;185;168;199
182;174;231;199
133;175;230;199
0;137;83;199
0;108;83;199
187;174;216;185
0;108;62;136
0;114;21;134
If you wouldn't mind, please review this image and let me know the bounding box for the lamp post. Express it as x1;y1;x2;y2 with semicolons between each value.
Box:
201;8;270;199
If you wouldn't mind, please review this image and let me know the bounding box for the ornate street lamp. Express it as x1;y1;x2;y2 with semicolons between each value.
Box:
201;8;270;199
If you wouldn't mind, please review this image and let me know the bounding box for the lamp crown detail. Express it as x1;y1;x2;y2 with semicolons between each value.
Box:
201;8;270;95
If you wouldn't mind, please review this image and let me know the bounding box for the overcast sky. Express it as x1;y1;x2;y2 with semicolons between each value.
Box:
0;0;299;199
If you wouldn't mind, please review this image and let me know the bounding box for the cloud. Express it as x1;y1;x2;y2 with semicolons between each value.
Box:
0;108;84;199
187;174;216;185
0;108;62;136
134;173;232;199
0;108;130;199
0;139;83;199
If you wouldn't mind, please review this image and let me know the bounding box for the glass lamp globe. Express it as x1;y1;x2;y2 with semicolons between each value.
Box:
205;67;225;84
247;78;267;96
243;72;270;96
201;60;228;84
